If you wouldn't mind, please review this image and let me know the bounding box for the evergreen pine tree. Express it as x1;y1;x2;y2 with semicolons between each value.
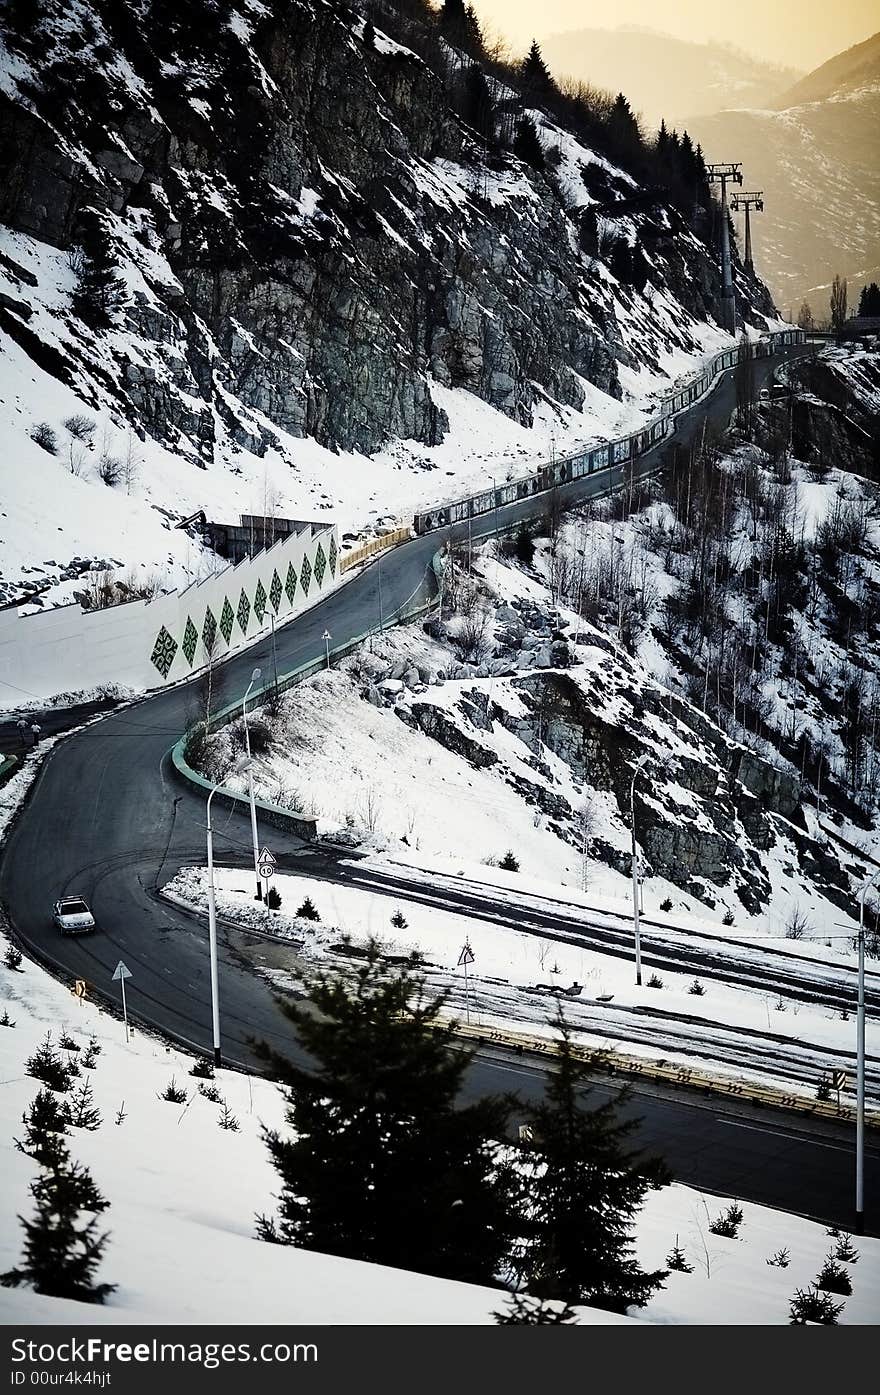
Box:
257;942;519;1285
857;282;880;316
514;520;535;565
68;1078;102;1131
578;207;599;258
15;1089;70;1168
606;93;642;167
463;5;483;55
439;0;483;55
2;1162;114;1304
26;1033;76;1092
666;1236;693;1272
439;0;468;45
520;39;555;99
678;130;696;176
462;66;494;142
513;116;544;171
610;237;633;285
514;1009;669;1313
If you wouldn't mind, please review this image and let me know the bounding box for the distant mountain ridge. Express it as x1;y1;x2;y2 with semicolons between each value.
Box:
690;32;880;311
540;27;800;129
776;29;880;106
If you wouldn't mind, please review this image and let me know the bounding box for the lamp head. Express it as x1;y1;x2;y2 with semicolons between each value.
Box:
251;667;261;681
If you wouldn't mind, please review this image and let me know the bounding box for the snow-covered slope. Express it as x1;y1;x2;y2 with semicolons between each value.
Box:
0;0;780;607
691;41;880;310
2;944;878;1323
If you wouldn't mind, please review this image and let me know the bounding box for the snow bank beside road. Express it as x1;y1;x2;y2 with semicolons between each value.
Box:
2;947;878;1324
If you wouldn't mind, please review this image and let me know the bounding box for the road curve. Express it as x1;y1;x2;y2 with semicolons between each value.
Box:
7;344;874;1232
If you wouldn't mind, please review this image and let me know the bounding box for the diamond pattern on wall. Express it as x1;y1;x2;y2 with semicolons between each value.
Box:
300;553;312;596
182;616;198;666
202;606;217;653
313;542;326;587
285;562;297;605
254;578;267;622
150;626;178;679
219;597;234;644
237;589;251;634
328;534;338;576
269;569;282;614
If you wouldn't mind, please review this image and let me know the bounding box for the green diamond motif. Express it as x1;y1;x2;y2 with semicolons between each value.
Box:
313;543;326;587
254;579;267;622
269;569;282;614
285;562;297;605
237;589;251;634
300;554;312;596
219;597;234;644
328;535;338;576
150;625;177;679
182;616;198;666
202;606;217;653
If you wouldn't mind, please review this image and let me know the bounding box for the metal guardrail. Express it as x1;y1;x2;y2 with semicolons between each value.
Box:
168;550;445;835
448;1017;880;1129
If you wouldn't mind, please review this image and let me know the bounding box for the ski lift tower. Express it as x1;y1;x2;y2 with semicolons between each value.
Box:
706;162;743;332
730;190;764;272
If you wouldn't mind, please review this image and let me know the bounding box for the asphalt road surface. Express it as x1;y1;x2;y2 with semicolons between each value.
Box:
7;343;874;1232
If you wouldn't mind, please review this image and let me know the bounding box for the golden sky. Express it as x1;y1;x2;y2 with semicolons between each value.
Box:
469;0;879;72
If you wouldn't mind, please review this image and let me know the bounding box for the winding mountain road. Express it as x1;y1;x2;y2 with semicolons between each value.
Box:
5;343;877;1232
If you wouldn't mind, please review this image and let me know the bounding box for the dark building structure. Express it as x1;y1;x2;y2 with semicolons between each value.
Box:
176;512;318;564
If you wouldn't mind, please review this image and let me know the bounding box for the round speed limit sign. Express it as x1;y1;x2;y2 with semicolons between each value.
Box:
259;862;275;879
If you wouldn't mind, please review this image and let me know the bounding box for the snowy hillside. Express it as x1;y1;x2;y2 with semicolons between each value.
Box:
0;0;781;608
198;469;879;934
691;40;880;310
1;947;878;1323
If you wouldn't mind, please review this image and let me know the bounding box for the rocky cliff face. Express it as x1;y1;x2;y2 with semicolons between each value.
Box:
0;0;776;465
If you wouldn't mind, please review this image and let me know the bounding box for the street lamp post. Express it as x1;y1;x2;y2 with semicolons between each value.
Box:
323;629;332;669
242;667;263;900
630;754;648;986
856;872;879;1233
205;782;222;1068
377;559;385;634
269;612;279;698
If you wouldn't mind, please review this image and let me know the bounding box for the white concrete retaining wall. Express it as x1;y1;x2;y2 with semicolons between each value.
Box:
0;524;339;708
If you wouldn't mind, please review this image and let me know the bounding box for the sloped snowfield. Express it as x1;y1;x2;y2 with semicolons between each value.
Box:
0;0;781;615
187;533;879;1102
0;215;747;613
1;952;878;1325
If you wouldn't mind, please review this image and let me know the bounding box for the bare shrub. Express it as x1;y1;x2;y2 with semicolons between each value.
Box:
456;609;492;663
81;570;118;611
29;422;58;454
63;414;96;443
785;907;811;941
98;453;123;486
